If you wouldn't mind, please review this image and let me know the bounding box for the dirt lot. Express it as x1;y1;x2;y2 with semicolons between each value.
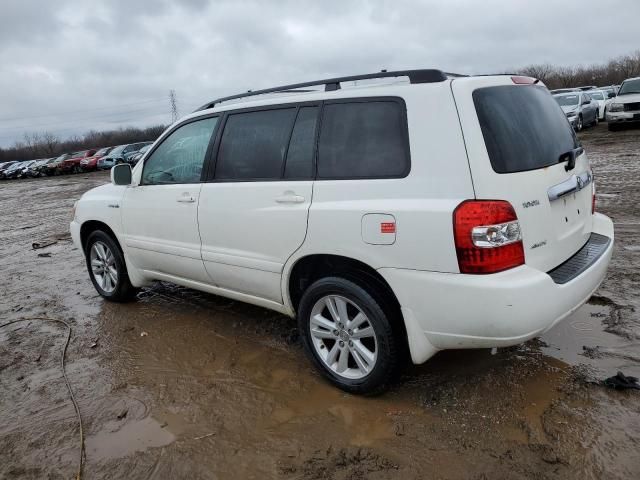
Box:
1;123;639;479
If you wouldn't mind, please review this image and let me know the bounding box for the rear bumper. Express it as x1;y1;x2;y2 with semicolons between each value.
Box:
379;213;614;364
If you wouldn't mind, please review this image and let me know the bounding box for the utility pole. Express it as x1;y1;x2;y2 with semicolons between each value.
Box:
169;89;178;123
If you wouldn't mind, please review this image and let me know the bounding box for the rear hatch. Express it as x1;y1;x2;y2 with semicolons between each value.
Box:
452;76;594;272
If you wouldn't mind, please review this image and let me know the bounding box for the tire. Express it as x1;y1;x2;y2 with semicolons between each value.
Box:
576;114;583;131
85;230;138;302
297;276;403;395
593;111;599;126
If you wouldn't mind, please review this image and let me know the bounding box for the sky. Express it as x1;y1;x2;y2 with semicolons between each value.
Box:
1;0;639;147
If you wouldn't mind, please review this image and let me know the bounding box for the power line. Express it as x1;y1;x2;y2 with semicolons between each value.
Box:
0;97;168;124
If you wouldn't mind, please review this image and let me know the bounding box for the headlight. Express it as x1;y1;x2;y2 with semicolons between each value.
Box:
609;103;624;112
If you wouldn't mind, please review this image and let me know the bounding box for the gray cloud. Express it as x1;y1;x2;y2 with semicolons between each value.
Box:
1;0;639;146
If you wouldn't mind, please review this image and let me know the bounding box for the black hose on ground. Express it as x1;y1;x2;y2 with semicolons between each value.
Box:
0;317;84;480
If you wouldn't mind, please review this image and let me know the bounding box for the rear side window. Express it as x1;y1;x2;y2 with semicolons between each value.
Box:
473;85;577;174
215;108;297;180
317;101;409;179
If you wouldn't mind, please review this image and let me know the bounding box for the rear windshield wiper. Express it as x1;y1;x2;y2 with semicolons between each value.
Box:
558;146;584;172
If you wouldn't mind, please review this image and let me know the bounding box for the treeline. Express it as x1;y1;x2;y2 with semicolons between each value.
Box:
0;125;166;163
518;50;640;89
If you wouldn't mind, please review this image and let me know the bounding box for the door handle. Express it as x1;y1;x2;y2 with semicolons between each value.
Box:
177;195;196;203
275;193;305;204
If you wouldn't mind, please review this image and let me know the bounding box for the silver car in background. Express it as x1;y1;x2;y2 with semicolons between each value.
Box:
606;77;640;131
553;91;599;131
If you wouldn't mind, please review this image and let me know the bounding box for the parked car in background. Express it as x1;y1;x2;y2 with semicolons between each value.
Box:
0;161;18;179
25;159;49;177
2;161;27;179
72;70;613;393
124;142;153;164
553;91;599;131
127;144;151;165
578;85;598;91
606;77;640;131
98;142;152;169
46;154;71;175
80;147;113;172
60;150;97;174
5;160;36;179
550;88;580;94
586;90;607;120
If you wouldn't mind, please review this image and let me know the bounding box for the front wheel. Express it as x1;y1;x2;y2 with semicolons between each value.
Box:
576;114;583;131
85;230;138;302
298;277;403;394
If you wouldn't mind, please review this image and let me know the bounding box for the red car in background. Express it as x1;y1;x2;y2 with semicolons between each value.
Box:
80;146;114;172
60;149;97;174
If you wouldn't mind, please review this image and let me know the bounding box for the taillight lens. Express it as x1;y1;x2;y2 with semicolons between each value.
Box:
453;200;525;274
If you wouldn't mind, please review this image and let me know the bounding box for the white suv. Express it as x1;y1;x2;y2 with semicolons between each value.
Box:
71;70;614;394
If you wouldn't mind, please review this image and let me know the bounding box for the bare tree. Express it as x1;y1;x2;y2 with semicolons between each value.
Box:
41;131;60;156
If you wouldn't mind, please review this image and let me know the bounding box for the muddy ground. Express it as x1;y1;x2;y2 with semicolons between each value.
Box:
1;123;639;479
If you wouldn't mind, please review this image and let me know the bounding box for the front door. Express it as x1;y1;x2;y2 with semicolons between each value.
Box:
198;105;319;302
121;116;219;283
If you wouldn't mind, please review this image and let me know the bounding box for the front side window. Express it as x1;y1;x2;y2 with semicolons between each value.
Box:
142;117;218;185
317;101;409;179
215;108;297;180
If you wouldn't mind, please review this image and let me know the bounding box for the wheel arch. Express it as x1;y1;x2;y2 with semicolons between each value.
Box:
285;254;408;351
80;220;120;254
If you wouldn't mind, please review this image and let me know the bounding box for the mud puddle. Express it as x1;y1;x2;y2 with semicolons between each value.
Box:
540;302;640;378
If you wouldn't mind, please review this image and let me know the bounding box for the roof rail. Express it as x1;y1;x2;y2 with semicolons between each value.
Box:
196;69;454;111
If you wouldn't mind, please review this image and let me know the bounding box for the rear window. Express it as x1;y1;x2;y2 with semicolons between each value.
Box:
473;85;577;174
317;101;409;179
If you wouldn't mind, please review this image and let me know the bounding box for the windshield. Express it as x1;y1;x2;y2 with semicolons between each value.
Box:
109;145;126;155
589;91;604;100
554;94;579;106
95;147;111;155
618;79;640;95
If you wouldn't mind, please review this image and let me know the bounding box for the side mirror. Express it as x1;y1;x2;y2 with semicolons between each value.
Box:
111;163;132;185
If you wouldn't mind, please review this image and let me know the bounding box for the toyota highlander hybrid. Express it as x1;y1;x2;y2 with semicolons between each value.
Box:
70;70;614;394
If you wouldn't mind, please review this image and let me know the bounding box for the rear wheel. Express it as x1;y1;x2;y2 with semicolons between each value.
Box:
593;111;599;126
85;230;138;302
576;114;583;131
297;277;403;394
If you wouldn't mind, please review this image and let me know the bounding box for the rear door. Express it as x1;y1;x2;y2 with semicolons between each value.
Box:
197;104;318;302
452;77;594;272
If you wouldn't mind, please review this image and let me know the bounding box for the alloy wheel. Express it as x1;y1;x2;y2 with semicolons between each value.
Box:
90;241;118;293
309;295;378;380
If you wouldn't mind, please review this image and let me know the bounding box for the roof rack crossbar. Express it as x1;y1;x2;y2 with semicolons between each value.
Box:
196;69;452;111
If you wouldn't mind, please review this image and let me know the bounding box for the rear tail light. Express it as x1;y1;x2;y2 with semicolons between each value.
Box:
453;200;525;274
